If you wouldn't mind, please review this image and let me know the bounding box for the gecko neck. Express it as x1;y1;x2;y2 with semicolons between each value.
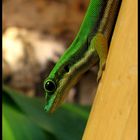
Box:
48;0;122;80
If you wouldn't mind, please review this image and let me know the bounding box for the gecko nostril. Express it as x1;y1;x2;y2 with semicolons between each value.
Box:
64;65;69;72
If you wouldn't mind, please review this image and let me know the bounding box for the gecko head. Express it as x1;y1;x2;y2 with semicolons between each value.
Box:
43;63;73;113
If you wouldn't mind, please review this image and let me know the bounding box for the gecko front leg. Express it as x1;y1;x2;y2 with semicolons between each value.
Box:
90;33;108;81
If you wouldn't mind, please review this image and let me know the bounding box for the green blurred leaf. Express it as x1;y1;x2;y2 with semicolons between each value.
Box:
3;85;91;140
3;113;16;140
3;102;56;140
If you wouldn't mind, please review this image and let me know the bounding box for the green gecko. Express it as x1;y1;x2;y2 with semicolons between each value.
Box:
44;0;122;112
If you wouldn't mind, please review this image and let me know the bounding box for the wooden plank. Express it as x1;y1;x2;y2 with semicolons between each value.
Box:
82;0;138;139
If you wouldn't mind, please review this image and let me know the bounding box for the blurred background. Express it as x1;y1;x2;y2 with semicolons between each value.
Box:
2;0;99;140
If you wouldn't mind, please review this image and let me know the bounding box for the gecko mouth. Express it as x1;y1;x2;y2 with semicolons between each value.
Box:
44;90;65;113
44;94;57;113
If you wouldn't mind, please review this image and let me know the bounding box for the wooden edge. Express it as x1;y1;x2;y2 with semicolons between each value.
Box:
82;0;138;139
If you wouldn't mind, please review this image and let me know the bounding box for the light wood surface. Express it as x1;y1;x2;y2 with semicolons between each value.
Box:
82;0;138;139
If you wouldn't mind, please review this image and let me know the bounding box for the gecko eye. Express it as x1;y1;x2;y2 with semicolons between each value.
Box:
44;79;56;93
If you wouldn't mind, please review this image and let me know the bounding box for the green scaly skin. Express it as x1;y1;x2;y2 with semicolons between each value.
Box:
44;0;122;112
